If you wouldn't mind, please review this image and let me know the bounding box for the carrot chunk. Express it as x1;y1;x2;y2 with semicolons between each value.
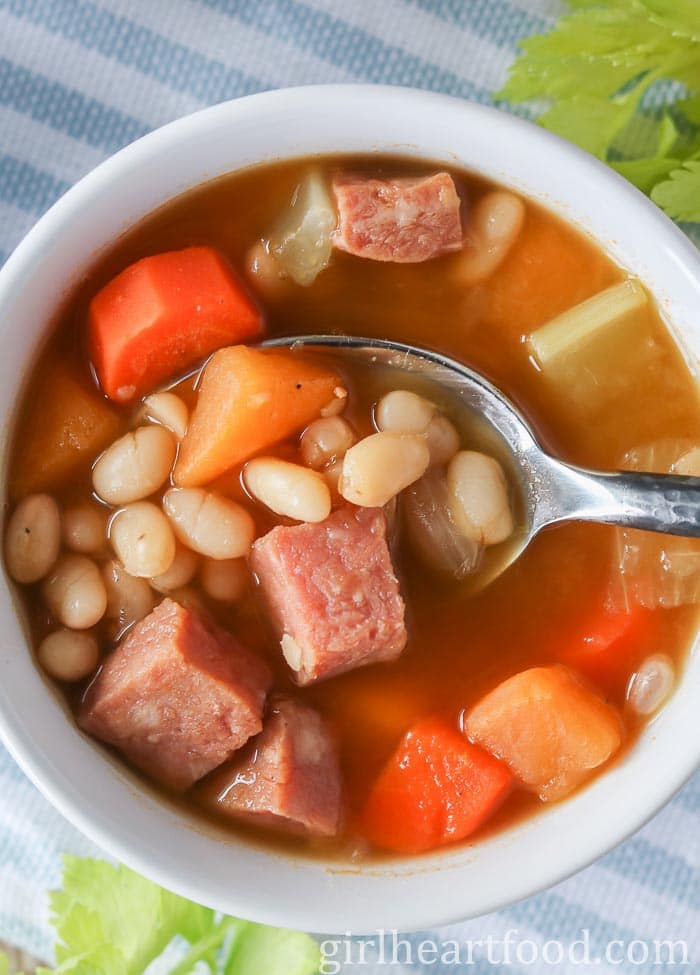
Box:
559;601;652;691
89;246;263;403
361;717;512;854
10;360;121;500
174;346;343;487
465;665;623;802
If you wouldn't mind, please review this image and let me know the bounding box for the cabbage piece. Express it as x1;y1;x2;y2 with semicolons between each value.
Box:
267;170;336;286
402;467;482;579
609;440;700;611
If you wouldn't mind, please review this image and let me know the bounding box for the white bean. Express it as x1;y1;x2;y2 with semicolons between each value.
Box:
102;559;155;628
627;654;675;716
375;389;436;434
110;502;176;577
424;414;460;466
93;426;176;505
5;494;61;583
447;450;514;546
163;488;255;559
339;432;430;508
42;554;107;629
300;417;356;469
62;503;107;554
245;239;290;296
201;558;249;602
37;629;100;682
142;392;189;440
150;543;199;593
320;385;349;417
245;458;331;523
454;191;525;286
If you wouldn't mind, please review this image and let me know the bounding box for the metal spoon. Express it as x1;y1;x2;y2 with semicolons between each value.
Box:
263;334;700;583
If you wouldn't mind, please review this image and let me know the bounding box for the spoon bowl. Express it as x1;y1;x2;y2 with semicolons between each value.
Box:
264;334;700;586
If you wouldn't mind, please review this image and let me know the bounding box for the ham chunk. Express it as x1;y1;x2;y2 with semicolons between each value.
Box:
333;172;462;263
79;599;272;791
199;697;342;837
250;505;407;685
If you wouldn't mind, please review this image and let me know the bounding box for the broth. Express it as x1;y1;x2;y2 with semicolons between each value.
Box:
6;155;700;859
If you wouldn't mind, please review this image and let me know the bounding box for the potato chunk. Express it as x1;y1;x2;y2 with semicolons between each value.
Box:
465;664;622;801
10;361;121;500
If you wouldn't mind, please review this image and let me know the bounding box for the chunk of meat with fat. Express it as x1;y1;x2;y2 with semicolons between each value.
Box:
79;599;272;791
333;172;462;263
250;505;407;685
465;664;623;801
199;697;342;837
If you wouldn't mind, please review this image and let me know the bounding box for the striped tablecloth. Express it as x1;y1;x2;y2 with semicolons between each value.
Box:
0;1;698;971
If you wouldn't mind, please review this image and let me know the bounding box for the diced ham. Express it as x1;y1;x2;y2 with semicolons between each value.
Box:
199;697;342;837
79;598;272;791
250;505;407;685
332;172;462;263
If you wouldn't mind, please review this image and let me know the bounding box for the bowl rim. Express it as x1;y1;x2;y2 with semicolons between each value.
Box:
0;84;699;934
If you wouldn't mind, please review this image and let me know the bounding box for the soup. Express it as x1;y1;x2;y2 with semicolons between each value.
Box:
4;156;699;858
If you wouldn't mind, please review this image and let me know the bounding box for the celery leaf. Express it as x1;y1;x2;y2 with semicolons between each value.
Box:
651;161;700;220
49;856;214;974
224;922;321;975
540;95;636;158
45;856;321;975
497;0;700;223
611;156;682;194
679;95;700;124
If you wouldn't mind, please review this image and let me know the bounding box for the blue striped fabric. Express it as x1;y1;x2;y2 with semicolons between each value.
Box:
0;0;697;970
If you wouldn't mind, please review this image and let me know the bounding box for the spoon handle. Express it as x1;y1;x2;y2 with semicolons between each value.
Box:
545;465;700;537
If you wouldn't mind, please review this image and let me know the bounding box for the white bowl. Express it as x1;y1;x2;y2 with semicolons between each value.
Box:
0;86;698;934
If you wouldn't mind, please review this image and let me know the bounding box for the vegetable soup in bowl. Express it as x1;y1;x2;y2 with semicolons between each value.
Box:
0;87;698;932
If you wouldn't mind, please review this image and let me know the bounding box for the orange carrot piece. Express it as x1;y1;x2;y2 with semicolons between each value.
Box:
559;601;652;691
89;246;263;403
361;717;512;854
10;360;121;500
465;665;622;802
174;345;344;487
